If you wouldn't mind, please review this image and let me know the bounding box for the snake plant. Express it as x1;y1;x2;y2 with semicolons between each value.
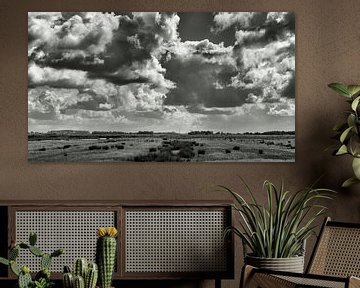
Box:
328;83;360;187
220;179;334;258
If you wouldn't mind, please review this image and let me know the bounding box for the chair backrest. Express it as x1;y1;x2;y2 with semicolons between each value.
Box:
307;217;360;277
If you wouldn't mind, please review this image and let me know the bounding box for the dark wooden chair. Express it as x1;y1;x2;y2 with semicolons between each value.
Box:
241;217;360;288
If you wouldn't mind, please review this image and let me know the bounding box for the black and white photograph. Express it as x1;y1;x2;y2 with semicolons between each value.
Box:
28;12;295;162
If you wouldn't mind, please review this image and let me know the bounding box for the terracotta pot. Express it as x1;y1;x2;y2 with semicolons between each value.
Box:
245;254;304;273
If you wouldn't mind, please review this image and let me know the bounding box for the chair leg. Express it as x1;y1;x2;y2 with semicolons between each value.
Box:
240;265;255;288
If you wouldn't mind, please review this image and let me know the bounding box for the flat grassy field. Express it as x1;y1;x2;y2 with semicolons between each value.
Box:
28;134;295;162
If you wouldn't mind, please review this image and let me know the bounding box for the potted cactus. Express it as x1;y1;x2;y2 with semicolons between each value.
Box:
0;232;64;288
62;258;98;288
96;227;118;288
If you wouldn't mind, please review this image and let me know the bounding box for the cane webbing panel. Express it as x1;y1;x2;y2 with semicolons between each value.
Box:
309;226;360;277
15;211;115;272
125;210;227;273
277;275;345;288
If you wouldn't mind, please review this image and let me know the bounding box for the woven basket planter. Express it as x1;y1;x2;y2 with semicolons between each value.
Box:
245;254;305;273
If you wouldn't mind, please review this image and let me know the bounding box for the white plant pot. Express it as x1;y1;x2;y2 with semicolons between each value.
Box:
245;254;305;273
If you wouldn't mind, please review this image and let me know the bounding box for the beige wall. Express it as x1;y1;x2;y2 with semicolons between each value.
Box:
1;1;360;287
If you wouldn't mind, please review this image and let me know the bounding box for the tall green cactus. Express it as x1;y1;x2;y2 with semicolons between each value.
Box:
96;227;118;288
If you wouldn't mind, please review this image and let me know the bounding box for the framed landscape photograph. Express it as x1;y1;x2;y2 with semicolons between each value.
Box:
28;12;295;162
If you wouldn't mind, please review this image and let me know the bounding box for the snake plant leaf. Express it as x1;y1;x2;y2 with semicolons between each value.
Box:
352;157;360;179
351;96;360;111
336;144;348;155
328;83;351;97
340;126;353;143
342;177;360;188
347;85;360;96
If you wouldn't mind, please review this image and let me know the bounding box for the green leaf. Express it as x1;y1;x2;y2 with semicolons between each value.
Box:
347;85;360;96
342;177;360;188
347;114;356;128
351;96;360;111
349;135;360;156
328;83;350;97
340;126;353;143
336;145;348;155
352;157;360;179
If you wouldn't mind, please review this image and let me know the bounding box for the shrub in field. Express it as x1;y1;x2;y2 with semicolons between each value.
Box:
89;145;101;150
63;145;71;149
39;147;46;151
225;149;231;154
198;149;206;155
170;140;193;151
233;146;240;151
258;149;263;154
178;147;195;158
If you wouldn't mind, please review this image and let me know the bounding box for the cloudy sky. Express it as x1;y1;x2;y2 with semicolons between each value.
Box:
28;12;295;133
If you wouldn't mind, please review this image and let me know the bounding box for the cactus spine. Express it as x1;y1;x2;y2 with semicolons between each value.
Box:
96;227;118;288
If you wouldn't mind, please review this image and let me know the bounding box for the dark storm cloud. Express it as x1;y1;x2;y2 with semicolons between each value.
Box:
163;55;260;109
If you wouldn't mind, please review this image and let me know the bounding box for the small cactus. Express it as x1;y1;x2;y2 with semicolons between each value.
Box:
41;253;52;270
74;258;88;279
96;227;118;288
74;275;85;288
63;259;98;288
63;272;74;288
85;263;98;288
9;247;19;260
29;245;44;257
18;269;32;288
0;232;63;288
